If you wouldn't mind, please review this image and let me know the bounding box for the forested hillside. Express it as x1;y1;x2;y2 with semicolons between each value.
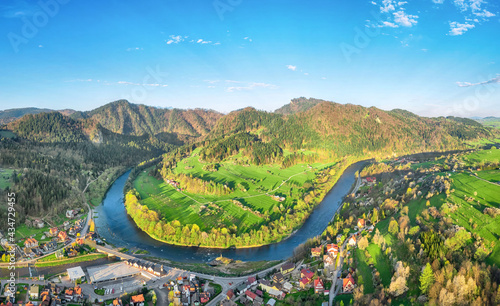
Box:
127;99;496;248
72;100;223;137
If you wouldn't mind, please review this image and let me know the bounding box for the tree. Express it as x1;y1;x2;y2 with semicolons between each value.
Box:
358;236;369;250
419;263;435;294
371;208;379;224
388;220;399;235
389;261;410;297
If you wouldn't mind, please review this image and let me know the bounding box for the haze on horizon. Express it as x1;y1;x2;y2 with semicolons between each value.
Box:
0;0;499;117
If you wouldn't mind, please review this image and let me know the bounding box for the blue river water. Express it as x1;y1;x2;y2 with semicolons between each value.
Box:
94;161;366;263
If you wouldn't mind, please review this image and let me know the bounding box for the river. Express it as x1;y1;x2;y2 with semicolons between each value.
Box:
94;161;367;263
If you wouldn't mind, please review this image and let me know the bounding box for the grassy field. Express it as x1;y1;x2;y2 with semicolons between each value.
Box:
354;248;374;294
365;244;391;287
35;253;106;267
134;148;337;234
0;130;16;139
0;168;14;189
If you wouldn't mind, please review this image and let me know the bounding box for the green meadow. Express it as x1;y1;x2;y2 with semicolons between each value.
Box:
0;168;14;189
134;148;337;234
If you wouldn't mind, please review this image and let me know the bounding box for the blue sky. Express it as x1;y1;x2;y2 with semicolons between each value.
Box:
0;0;499;117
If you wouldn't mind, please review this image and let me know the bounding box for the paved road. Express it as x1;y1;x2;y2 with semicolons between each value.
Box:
328;175;361;306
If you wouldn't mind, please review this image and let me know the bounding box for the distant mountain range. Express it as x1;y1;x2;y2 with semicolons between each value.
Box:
1;98;497;151
0;107;76;125
473;117;500;129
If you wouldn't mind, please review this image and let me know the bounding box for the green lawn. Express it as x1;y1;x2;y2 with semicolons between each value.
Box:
35;253;106;267
0;130;16;139
354;248;374;294
133;148;337;234
0;168;14;189
366;244;391;287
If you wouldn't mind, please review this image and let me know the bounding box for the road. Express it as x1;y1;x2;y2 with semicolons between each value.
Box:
328;175;361;306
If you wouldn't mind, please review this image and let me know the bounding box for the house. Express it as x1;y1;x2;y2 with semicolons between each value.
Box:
366;177;376;183
131;294;145;306
49;227;58;237
200;292;210;303
323;255;335;267
255;289;263;297
300;268;314;280
283;281;293;293
280;262;295;274
326;244;339;257
272;273;284;284
299;278;311;289
367;225;375;232
314;278;324;294
63;221;70;230
58;231;67;242
221;300;237;306
311;247;322;257
259;280;275;292
68;227;76;236
226;289;234;300
24;238;38;248
29;285;39;300
66;210;77;219
357;218;366;228
266;298;276;306
112;299;122;306
153;264;163;276
43;240;57;252
73;286;82;300
245;290;257;301
343;274;356;292
34;219;45;228
75;238;84;245
64;288;74;301
348;235;357;247
247;276;257;286
267;288;285;300
40;290;51;306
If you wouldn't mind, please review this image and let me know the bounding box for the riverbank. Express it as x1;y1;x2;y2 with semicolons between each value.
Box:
142;255;281;277
125;156;364;249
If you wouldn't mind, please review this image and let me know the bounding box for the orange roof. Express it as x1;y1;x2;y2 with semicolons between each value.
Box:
26;302;34;306
112;299;121;306
314;278;324;288
311;247;321;253
358;219;365;226
74;286;82;295
131;294;145;303
343;275;355;287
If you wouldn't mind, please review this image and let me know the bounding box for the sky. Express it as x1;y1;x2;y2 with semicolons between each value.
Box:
0;0;499;117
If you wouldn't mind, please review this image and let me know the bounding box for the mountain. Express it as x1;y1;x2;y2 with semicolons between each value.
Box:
274;97;325;115
204;101;493;159
71;100;222;137
0;107;76;125
474;117;500;129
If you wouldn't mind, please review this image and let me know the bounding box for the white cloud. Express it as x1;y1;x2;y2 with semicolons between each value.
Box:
286;65;297;71
126;47;143;51
225;82;277;92
448;21;475;35
432;0;445;3
371;0;419;28
244;37;253;42
38;45;43;48
456;75;500;87
393;10;418;27
67;79;168;87
453;0;496;19
166;35;184;45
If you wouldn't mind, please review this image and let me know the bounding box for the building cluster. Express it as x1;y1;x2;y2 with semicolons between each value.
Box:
270;195;285;202
125;259;165;276
164;274;213;305
165;178;182;191
9;282;85;306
